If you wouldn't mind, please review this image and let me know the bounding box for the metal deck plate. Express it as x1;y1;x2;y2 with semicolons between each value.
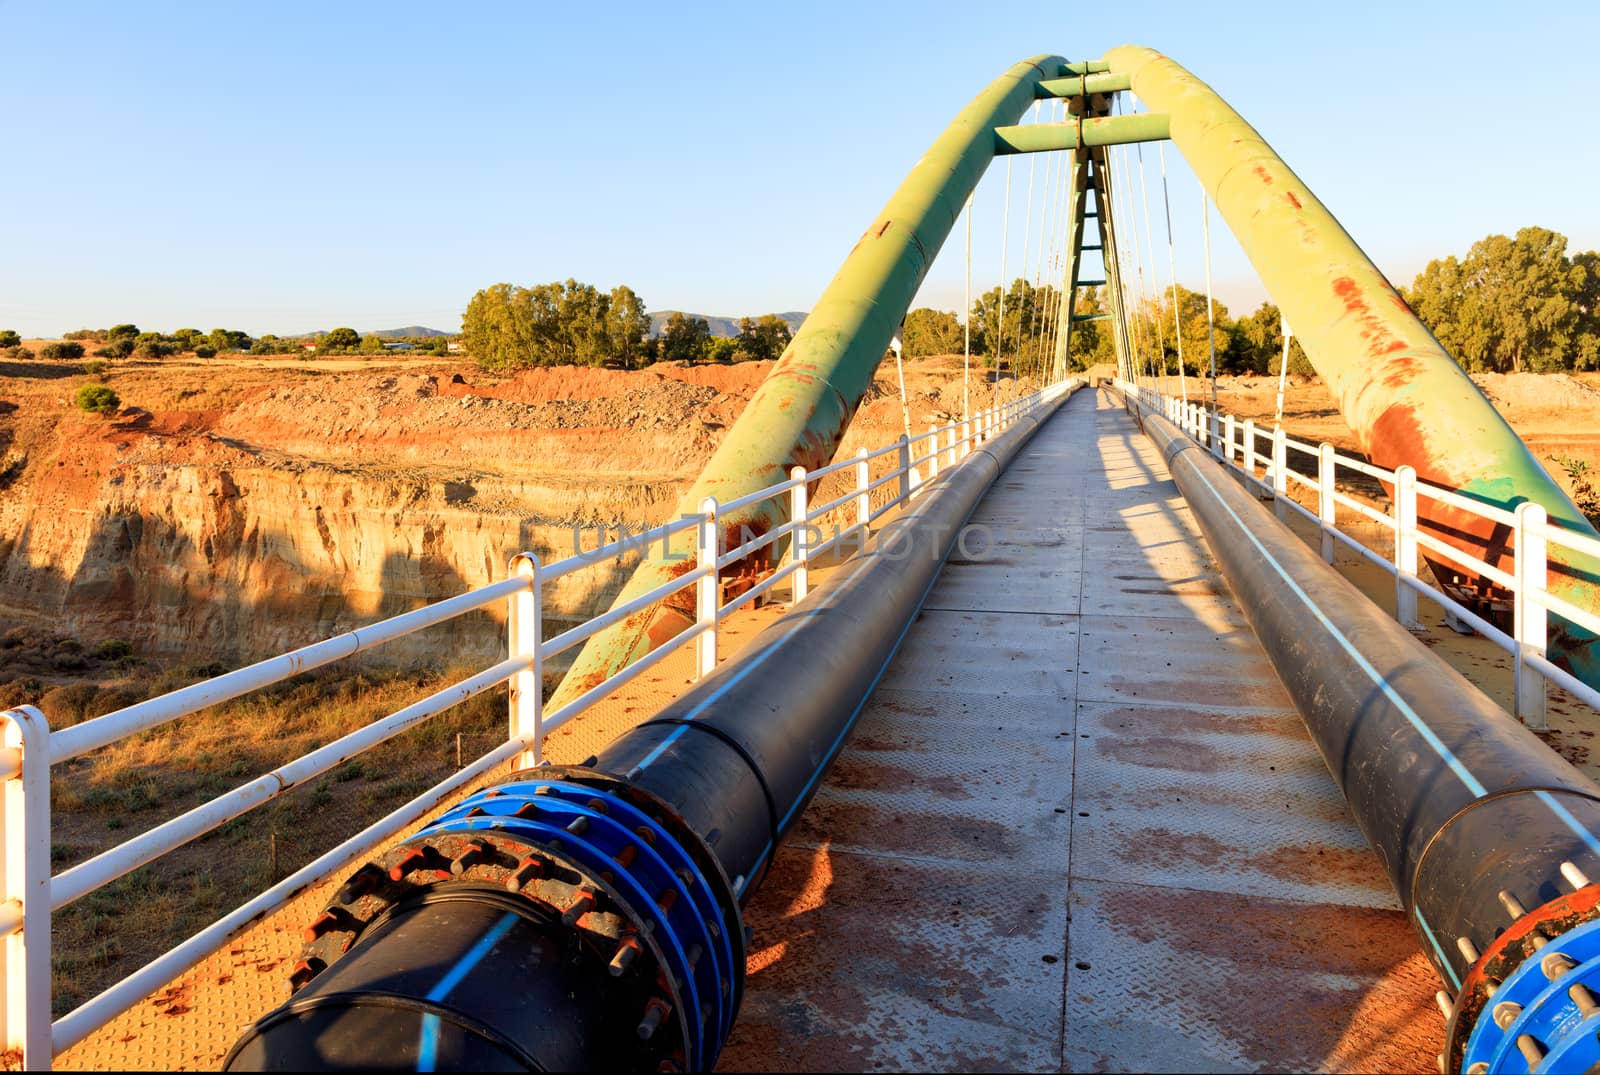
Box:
722;389;1437;1072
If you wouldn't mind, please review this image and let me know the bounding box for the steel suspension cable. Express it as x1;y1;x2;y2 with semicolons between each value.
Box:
1117;142;1154;385
1035;119;1070;388
1016;101;1040;390
1135;138;1168;385
995;155;1013;404
1158;142;1188;405
1202;189;1218;410
963;193;972;422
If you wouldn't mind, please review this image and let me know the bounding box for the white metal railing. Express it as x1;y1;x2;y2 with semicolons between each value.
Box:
0;378;1075;1067
1115;378;1600;730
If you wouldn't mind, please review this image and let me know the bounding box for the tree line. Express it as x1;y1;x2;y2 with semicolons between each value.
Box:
460;280;794;370
902;226;1600;377
0;324;455;362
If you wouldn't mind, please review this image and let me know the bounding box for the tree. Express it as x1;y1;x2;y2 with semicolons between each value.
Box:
75;384;120;414
208;328;253;354
605;285;651;368
1064;288;1116;371
702;337;738;364
107;324;139;342
40;341;85;361
461;279;631;370
359;334;388;355
902;308;963;357
1405;227;1594;373
1230;302;1311;376
969;278;1059;370
734;314;792;362
657;311;711;364
320;327;361;353
0;331;19;349
171;328;204;352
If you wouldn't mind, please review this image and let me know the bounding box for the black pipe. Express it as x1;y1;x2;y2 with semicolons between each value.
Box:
225;383;1082;1073
1122;391;1600;1073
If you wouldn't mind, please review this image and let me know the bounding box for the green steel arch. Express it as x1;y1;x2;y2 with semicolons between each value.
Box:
551;47;1600;711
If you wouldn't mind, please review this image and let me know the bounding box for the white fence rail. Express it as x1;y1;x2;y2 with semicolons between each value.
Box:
1116;378;1600;729
0;379;1074;1067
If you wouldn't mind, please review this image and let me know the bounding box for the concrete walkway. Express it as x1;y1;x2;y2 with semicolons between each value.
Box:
718;388;1441;1073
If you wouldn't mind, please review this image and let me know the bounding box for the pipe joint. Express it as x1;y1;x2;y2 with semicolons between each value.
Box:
226;769;744;1072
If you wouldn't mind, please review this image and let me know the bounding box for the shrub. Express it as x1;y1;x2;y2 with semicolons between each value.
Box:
40;341;85;361
194;345;216;359
2;346;33;360
94;338;134;359
38;683;99;725
74;384;120;414
81;359;108;376
131;341;173;360
0;330;19;349
92;639;132;661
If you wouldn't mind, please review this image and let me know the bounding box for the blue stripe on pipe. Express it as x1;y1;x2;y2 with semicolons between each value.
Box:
1414;907;1463;991
415;911;520;1071
416;1015;441;1073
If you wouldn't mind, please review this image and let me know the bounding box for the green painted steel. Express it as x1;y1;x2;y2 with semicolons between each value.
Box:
548;54;1074;709
1103;44;1600;683
994;113;1170;155
1037;72;1132;97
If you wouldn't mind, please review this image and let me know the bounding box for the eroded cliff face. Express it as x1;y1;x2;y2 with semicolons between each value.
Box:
0;357;965;669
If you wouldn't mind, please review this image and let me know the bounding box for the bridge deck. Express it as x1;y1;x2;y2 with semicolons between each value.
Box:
717;388;1440;1073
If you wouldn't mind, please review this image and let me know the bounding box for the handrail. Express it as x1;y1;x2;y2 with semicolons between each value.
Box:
0;376;1075;1067
1116;379;1600;729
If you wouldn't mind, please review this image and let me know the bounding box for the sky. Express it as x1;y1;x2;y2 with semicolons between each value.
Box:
5;0;1599;338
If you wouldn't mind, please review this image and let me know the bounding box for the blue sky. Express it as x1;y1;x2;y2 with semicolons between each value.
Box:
5;0;1597;338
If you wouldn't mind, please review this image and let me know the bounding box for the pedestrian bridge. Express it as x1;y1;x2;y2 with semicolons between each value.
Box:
7;44;1600;1075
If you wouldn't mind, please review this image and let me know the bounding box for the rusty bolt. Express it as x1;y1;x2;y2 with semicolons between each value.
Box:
609;935;642;977
637;997;672;1041
561;889;597;927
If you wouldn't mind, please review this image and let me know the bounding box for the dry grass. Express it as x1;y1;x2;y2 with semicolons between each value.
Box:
16;647;508;1016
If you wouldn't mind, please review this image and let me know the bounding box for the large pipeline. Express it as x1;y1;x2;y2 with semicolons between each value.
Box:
223;383;1080;1072
1122;388;1600;1073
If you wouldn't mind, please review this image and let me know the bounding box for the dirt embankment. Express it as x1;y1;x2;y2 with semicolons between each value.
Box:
0;352;985;672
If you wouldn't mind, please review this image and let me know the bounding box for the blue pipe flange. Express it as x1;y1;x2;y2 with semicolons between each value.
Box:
1462;918;1600;1073
421;778;739;1070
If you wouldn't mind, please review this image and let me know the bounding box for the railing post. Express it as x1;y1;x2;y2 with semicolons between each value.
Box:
897;435;912;504
789;466;810;603
1318;443;1337;563
945;425;957;470
1208;407;1219;453
1242;419;1256;478
927;424;939;480
508;553;543;768
1514;502;1549;730
959;419;970;459
2;705;51;1071
1272;426;1288;522
1393;466;1421;630
695;497;719;681
855;446;871;535
1223;413;1236;466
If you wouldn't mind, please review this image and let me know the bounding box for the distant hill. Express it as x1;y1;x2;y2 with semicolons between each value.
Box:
368;326;451;338
649;311;807;339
